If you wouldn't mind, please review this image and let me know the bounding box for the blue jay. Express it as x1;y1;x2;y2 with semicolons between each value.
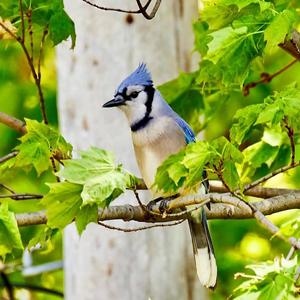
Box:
103;64;217;288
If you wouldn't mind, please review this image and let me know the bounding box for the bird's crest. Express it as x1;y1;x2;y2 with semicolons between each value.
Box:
117;63;153;93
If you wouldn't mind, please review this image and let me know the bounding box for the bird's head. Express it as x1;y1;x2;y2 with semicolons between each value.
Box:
103;63;156;130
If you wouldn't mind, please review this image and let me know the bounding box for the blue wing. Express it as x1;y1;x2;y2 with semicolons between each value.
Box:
174;116;196;144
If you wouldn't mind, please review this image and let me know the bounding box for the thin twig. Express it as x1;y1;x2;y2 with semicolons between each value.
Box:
0;112;26;134
26;9;34;61
283;116;295;166
98;219;184;232
0;194;43;200
19;0;25;42
50;157;60;182
0;183;15;194
0;282;63;297
19;41;48;124
0;7;48;124
38;25;48;81
243;161;300;192
136;0;162;19
286;246;295;260
0;21;18;40
81;0;141;14
0;272;14;300
0;151;18;164
243;59;298;96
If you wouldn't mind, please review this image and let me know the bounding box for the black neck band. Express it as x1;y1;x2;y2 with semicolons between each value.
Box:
131;85;155;132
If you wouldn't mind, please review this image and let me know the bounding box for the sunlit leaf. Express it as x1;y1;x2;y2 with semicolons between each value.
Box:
41;182;82;230
59;147;132;207
0;202;23;257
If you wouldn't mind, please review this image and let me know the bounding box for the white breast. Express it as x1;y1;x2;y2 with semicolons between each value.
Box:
132;116;186;192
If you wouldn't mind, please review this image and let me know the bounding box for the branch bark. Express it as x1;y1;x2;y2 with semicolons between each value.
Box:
16;191;300;227
0;112;26;134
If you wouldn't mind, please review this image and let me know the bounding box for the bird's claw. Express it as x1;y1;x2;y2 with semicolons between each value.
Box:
159;199;169;214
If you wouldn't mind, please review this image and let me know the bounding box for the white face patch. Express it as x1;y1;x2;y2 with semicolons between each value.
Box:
118;85;149;125
126;85;144;96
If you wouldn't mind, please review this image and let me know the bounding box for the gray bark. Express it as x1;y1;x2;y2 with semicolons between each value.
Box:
57;1;207;299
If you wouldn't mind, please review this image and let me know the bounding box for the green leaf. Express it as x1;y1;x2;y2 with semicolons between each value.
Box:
206;25;263;85
220;0;271;11
75;204;98;235
41;182;82;230
13;119;72;176
193;21;213;56
49;9;76;48
222;160;240;190
201;4;238;31
0;202;23;257
230;104;264;144
154;151;187;193
181;142;214;189
264;9;296;53
154;141;215;194
59;147;130;207
243;141;279;168
211;136;243;163
28;227;58;250
233;256;298;299
280;213;300;239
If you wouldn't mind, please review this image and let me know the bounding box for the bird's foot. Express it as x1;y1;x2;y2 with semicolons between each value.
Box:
159;199;169;216
146;197;163;212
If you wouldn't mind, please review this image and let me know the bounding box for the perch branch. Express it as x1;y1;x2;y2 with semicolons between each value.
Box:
16;191;300;227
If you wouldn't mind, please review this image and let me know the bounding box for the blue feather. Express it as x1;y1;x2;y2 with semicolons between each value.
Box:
117;63;153;93
174;117;196;144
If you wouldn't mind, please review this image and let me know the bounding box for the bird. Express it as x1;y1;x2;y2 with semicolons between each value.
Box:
102;63;217;288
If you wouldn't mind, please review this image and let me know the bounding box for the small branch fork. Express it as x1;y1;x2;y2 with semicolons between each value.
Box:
212;158;300;250
81;0;161;20
243;29;300;96
243;59;298;96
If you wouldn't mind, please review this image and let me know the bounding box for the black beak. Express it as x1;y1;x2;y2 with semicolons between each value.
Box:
102;97;125;108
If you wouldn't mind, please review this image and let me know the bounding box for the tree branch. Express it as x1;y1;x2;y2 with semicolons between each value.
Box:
0;112;26;134
0;194;43;200
243;161;300;192
81;0;151;15
0;282;63;297
243;59;298;96
283;116;295;166
16;191;300;227
136;0;161;20
0;272;14;300
279;30;300;60
0;152;18;164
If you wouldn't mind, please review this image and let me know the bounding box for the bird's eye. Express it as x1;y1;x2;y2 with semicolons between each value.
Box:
130;91;139;98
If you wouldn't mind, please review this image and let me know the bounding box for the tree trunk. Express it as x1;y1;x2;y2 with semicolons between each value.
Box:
57;1;207;299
